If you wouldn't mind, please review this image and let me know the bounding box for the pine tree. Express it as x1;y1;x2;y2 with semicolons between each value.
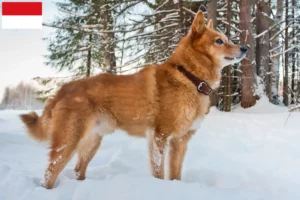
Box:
38;0;132;100
119;0;201;70
44;0;103;77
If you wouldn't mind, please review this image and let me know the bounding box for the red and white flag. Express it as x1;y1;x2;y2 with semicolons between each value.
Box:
2;2;42;29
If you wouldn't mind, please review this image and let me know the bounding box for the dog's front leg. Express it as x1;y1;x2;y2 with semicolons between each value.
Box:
149;132;167;179
168;130;195;180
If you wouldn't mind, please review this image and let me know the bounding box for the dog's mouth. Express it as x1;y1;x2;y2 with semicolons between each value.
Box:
224;57;234;61
224;55;245;61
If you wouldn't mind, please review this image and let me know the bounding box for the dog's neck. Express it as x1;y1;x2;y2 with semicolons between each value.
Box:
175;65;212;95
167;43;221;89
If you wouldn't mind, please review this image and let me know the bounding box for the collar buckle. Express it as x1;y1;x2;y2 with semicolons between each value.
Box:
198;82;211;95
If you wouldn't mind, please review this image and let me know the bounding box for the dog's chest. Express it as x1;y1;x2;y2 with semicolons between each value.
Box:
186;95;209;132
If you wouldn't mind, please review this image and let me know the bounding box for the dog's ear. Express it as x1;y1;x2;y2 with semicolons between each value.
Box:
207;19;214;29
191;11;206;35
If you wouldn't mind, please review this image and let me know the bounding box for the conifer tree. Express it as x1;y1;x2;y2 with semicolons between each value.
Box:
44;0;103;77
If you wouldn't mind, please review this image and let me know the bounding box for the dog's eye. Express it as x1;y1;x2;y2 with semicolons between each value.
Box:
216;39;223;45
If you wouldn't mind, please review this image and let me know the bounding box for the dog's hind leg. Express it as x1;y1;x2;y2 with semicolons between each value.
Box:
168;130;195;180
74;134;102;180
42;110;92;189
149;132;168;179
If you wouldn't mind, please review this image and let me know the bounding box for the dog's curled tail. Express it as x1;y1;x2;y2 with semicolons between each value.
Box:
20;112;48;142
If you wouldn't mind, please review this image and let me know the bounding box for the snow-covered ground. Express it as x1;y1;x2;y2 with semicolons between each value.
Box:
0;99;300;200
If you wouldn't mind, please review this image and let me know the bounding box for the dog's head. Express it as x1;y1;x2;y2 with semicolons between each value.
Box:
188;11;247;68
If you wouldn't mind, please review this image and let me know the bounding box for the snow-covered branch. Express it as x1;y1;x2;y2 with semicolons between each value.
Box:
270;46;298;58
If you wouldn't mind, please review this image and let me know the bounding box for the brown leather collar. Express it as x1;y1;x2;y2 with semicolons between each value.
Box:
175;65;212;95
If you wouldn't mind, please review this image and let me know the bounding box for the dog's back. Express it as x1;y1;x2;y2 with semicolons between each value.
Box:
21;65;161;141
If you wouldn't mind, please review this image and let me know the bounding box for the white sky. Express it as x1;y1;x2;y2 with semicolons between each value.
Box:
0;0;68;98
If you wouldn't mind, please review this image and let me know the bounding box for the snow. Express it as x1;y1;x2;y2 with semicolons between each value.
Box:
233;96;287;113
0;101;300;199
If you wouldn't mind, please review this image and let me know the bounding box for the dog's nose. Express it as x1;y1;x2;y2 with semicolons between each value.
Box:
240;46;248;53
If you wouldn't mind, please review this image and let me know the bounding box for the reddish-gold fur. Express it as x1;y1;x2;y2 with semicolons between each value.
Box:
20;11;246;189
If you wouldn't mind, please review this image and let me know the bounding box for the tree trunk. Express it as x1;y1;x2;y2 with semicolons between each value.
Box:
240;0;257;108
103;1;116;74
178;0;183;32
93;0;116;74
207;0;217;29
86;34;92;77
297;52;300;104
224;0;232;112
270;0;283;104
291;0;296;104
283;0;289;106
297;64;300;103
256;0;271;98
207;0;218;106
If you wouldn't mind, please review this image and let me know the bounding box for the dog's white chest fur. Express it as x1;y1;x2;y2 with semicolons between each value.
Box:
189;117;203;131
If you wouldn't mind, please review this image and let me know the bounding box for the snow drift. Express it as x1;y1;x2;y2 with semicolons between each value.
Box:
0;103;299;199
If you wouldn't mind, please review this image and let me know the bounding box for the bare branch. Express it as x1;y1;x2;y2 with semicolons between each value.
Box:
270;46;298;58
